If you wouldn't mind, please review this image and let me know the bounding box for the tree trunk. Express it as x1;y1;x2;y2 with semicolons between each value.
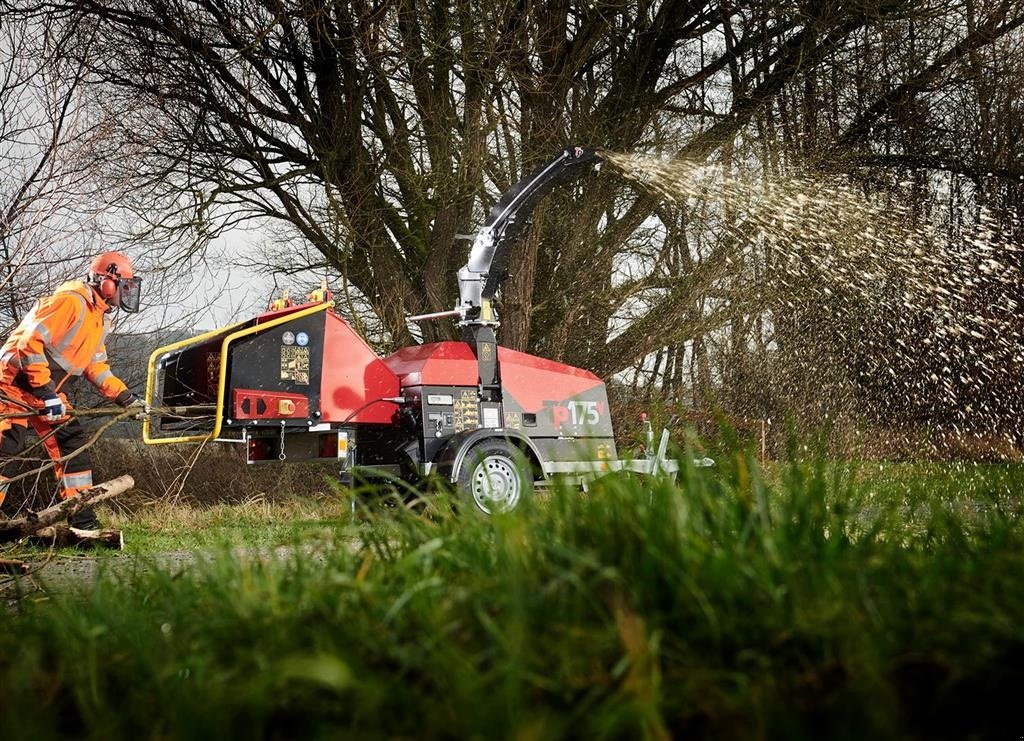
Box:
29;525;124;550
0;558;30;574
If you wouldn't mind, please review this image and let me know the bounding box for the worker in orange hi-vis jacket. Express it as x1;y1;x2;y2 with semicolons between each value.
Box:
0;252;144;530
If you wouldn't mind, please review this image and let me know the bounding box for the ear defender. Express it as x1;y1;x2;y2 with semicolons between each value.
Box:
98;276;119;301
94;261;121;302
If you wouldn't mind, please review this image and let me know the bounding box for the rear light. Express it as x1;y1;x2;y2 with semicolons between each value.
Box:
246;437;275;463
316;431;349;460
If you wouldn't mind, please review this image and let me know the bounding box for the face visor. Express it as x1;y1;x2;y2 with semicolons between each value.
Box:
116;276;142;313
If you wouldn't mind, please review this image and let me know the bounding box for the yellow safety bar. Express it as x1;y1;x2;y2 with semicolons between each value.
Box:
144;302;331;445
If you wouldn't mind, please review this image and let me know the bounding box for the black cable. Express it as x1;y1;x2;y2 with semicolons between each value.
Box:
338;396;405;426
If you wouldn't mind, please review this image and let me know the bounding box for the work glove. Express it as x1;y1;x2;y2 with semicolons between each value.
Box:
115;390;145;408
30;384;65;419
115;390;148;419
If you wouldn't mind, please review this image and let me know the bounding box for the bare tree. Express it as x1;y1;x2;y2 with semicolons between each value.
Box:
18;1;919;357
0;15;105;325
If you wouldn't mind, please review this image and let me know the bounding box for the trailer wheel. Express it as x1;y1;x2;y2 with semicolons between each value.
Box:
457;440;534;515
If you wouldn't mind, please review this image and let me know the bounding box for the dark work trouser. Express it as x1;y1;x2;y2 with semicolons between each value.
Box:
0;417;94;506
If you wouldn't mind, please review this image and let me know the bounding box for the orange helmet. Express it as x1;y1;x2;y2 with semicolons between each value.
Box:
87;251;142;312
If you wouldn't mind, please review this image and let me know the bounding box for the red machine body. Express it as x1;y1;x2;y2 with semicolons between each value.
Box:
319;310;400;424
386;342;602;398
385;342;610;435
237;303;400;426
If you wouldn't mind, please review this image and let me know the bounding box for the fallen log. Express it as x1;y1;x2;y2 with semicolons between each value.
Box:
29;525;124;550
0;558;29;574
0;475;134;542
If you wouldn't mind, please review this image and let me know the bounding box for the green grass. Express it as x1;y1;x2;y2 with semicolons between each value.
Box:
1;449;1023;739
108;496;356;554
0;495;356;562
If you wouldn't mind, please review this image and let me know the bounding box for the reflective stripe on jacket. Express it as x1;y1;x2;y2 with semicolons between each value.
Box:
0;280;128;399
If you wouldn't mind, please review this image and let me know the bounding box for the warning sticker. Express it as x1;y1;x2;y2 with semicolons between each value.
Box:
281;346;310;385
205;351;220;394
452;389;479;432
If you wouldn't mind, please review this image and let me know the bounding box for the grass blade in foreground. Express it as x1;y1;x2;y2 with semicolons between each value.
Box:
1;453;1022;738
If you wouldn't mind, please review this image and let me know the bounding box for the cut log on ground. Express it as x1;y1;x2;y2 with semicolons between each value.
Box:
0;475;134;542
29;525;124;550
0;558;29;574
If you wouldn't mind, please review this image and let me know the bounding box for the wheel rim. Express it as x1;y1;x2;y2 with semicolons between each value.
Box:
471;454;522;514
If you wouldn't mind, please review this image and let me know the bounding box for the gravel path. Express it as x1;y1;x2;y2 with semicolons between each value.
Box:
1;545;332;602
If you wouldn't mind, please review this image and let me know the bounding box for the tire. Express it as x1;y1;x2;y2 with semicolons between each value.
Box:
456;440;534;515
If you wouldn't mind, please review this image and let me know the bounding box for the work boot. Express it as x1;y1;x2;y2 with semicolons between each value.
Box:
69;506;101;531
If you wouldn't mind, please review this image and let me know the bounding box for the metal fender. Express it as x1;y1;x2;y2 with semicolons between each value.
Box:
435;429;546;484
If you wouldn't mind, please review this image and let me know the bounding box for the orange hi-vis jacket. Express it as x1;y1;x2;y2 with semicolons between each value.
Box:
0;280;128;427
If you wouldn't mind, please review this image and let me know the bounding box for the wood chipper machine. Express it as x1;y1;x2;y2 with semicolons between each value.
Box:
144;147;688;513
